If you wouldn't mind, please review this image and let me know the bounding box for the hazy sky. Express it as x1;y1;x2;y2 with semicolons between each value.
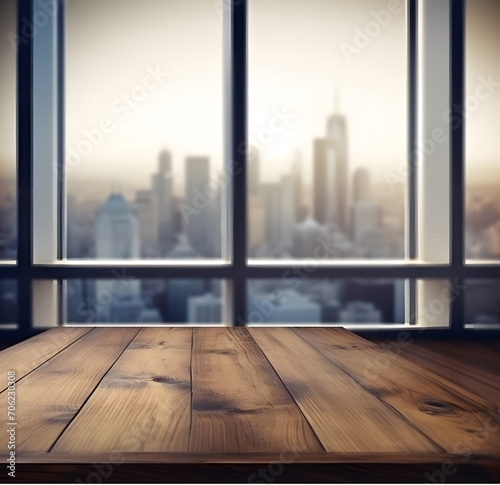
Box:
65;0;223;192
0;0;16;184
465;0;500;184
0;0;499;190
249;0;407;182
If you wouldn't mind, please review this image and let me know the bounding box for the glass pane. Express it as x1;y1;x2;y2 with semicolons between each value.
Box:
247;279;405;324
465;0;500;261
248;0;407;260
0;0;17;260
65;0;224;260
65;279;225;324
464;280;500;328
0;280;17;325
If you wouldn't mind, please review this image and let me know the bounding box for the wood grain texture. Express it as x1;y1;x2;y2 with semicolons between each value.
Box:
189;327;323;453
377;339;500;406
293;327;500;454
0;327;138;452
0;327;92;392
52;327;192;453
1;327;498;467
248;327;439;453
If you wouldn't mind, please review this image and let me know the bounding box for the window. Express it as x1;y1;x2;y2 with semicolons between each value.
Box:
465;0;500;262
248;0;407;261
0;0;17;262
1;0;499;340
65;0;225;261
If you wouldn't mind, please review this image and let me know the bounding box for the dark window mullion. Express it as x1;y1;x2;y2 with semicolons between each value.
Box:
17;0;34;338
230;0;248;326
450;0;465;334
408;0;418;323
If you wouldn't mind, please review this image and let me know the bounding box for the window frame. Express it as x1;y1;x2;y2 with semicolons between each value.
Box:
3;0;500;339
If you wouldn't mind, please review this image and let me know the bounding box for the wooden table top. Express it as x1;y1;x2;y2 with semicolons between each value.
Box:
0;326;499;466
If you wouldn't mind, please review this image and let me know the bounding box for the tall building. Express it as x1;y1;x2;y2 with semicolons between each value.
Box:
352;167;371;203
248;145;260;196
185;156;211;256
353;199;380;245
96;193;140;259
152;149;174;256
261;175;295;252
95;193;141;320
165;235;206;322
314;102;349;232
292;149;306;222
248;146;266;254
134;190;157;256
279;174;295;249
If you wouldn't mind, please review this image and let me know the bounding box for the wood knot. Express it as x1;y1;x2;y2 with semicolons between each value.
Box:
418;397;458;415
152;376;190;389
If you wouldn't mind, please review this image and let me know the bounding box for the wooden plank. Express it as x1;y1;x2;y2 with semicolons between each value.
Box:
0;327;138;452
0;327;93;392
293;327;500;454
52;327;192;454
190;327;323;453
390;340;500;406
249;327;439;453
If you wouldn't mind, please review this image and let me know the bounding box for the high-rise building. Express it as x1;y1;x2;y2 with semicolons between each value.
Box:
248;145;260;196
188;293;222;323
134;190;157;256
353;199;380;245
96;193;140;259
314;102;349;232
152;149;174;256
248;146;266;254
261;183;281;248
95;193;141;320
165;235;206;322
279;174;295;249
185;156;211;256
352;167;371;203
292;149;306;222
261;175;295;251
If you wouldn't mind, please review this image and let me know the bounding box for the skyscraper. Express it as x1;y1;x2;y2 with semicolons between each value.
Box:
152;149;174;256
247;146;265;254
185;156;211;256
352;167;371;203
248;145;260;196
95;193;141;320
292;149;306;222
353;199;380;246
261;175;295;252
314;100;349;232
96;193;140;259
134;189;157;256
